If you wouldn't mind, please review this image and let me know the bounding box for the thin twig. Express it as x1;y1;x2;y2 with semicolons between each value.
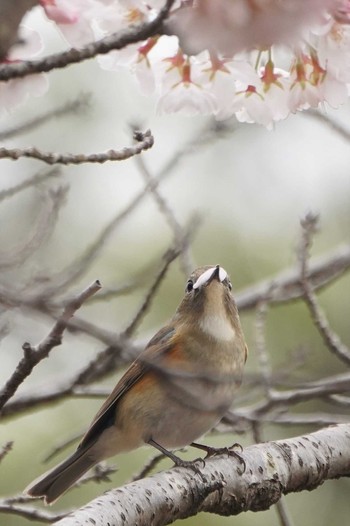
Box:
299;213;350;366
0;280;101;411
0;94;91;140
134;149;194;275
236;243;350;311
254;296;273;395
0;129;154;165
26;120;233;300
122;246;185;338
131;452;165;481
43;433;82;463
0;186;68;270
0;441;13;463
0;167;61;202
0;500;68;523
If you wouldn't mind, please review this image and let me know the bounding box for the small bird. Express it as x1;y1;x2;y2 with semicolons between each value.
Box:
25;265;248;504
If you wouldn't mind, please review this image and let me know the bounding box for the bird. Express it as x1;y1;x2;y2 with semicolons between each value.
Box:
25;264;248;504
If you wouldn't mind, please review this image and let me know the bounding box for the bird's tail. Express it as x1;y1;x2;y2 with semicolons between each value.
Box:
24;447;96;504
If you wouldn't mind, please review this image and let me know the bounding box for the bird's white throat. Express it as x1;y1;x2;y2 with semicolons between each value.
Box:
199;314;236;342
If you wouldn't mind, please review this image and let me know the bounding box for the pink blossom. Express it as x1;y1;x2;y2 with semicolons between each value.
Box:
157;57;217;115
166;0;335;56
40;0;79;24
41;0;98;47
332;0;350;23
0;26;48;116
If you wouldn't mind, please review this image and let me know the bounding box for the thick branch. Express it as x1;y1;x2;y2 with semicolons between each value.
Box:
54;424;350;526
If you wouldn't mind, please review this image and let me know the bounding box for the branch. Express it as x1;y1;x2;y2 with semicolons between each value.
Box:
0;167;61;201
134;146;194;275
0;280;101;412
299;214;350;366
0;130;154;166
0;94;91;140
0;186;68;270
0;441;13;463
236;244;350;311
0;500;67;523
53;424;350;526
0;0;175;81
123;225;198;338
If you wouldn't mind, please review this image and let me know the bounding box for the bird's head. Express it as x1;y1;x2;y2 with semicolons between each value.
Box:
176;265;240;342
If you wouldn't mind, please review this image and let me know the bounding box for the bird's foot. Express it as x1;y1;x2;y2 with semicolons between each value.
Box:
172;455;206;477
174;456;207;482
147;438;205;479
191;441;246;474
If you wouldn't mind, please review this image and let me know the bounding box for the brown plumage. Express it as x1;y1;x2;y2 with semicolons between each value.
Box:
25;265;248;504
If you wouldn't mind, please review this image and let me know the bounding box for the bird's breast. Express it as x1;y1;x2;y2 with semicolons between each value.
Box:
199;313;236;342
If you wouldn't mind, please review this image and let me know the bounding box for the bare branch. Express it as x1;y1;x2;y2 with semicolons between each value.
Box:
122;248;181;338
0;167;61;202
275;498;295;526
0;186;68;270
53;424;350;526
0;0;176;81
0;129;154;166
299;213;350;366
122;223;198;338
131;452;166;482
43;434;82;464
0;441;13;464
0;280;101;412
0;500;68;523
28;120;231;300
134;150;194;275
254;296;273;394
236;243;350;311
0;94;91;140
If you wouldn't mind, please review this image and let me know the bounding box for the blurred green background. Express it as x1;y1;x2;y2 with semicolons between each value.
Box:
1;8;350;526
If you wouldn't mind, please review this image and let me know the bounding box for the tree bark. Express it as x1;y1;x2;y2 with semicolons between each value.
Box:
54;423;350;526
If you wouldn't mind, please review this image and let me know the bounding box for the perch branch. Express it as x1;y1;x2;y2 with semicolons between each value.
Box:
53;424;350;526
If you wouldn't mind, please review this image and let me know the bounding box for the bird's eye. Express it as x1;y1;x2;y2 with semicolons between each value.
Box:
186;280;194;293
228;281;232;291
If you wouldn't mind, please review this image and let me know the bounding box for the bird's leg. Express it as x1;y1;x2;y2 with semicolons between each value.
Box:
191;442;246;473
147;439;205;475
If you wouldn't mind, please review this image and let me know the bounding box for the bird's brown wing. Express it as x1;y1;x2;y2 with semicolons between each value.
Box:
78;325;176;449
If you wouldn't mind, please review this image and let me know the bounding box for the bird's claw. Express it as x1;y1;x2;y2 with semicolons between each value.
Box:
192;442;246;474
173;457;206;479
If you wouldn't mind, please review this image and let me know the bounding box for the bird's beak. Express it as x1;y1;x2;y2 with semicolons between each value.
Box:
193;265;227;290
207;265;221;284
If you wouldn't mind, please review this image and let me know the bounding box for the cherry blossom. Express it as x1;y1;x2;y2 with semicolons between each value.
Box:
3;0;350;127
165;0;335;56
0;26;48;117
40;0;98;47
